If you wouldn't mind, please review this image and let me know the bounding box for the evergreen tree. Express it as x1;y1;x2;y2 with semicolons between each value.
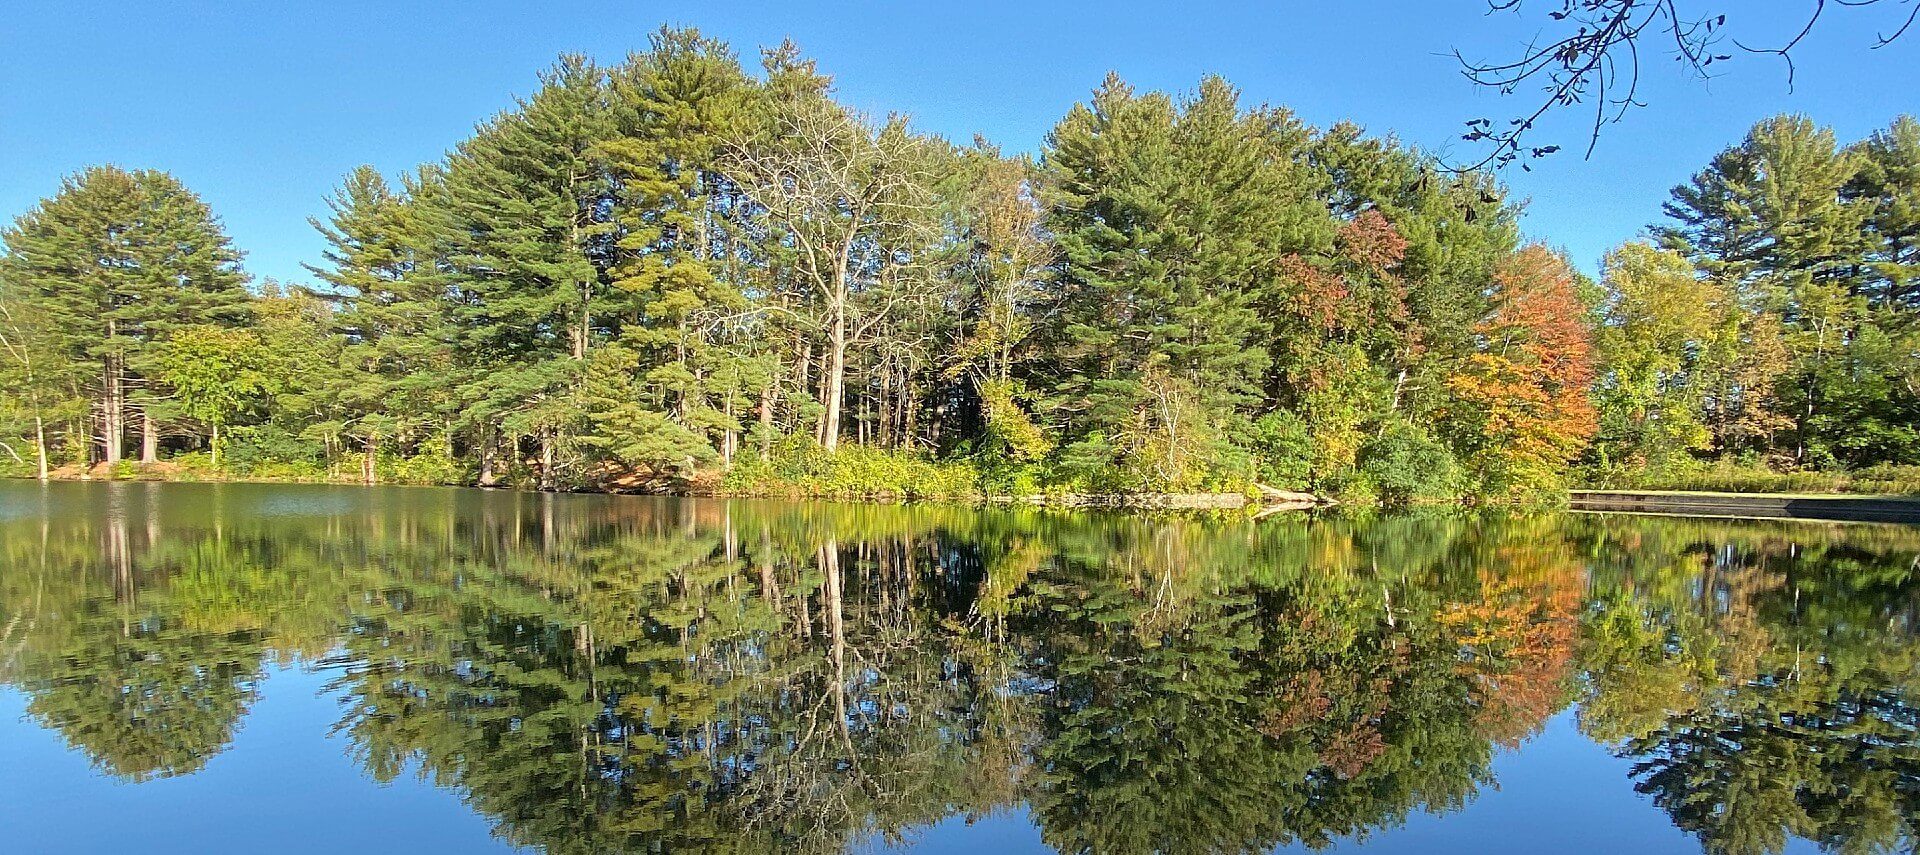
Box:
1848;115;1920;311
307;165;453;480
0;166;249;466
1658;115;1919;467
435;56;620;487
600;28;766;468
1039;75;1331;489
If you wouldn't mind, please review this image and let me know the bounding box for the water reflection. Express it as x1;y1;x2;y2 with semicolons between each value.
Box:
1;483;1916;854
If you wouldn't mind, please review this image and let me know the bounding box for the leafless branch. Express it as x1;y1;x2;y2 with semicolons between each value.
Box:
1451;0;1915;171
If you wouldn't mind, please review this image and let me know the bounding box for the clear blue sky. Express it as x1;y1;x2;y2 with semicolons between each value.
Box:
3;1;1914;284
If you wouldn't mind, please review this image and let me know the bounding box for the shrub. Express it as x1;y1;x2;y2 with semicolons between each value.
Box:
1246;411;1313;490
380;436;463;485
721;441;983;501
1584;459;1920;496
1357;422;1465;506
222;424;325;475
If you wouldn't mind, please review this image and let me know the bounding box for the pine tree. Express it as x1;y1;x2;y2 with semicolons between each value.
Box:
1306;124;1519;422
1848;115;1920;311
1656;115;1892;466
1039;74;1331;488
1659;116;1868;298
436;56;619;487
0;166;248;466
307;165;455;480
602;28;763;465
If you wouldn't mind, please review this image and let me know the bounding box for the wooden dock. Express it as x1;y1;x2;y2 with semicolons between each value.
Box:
1570;490;1920;524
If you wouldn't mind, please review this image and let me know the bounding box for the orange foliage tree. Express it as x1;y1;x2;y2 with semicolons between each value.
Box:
1438;521;1586;745
1446;245;1597;498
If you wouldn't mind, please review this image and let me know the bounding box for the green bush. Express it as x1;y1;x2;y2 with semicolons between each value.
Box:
222;424;325;475
233;459;331;482
1246;411;1313;490
0;456;32;478
722;441;982;501
1356;422;1465;507
380;437;463;485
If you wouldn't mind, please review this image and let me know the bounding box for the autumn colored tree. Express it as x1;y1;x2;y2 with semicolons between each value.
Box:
14;35;1836;500
1446;246;1598;498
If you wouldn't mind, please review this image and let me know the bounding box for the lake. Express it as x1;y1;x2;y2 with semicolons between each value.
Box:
1;481;1915;854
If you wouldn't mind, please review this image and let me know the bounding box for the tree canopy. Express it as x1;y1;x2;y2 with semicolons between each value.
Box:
1;30;1915;502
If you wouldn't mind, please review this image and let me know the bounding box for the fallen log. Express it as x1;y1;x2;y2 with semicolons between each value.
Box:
1251;484;1334;517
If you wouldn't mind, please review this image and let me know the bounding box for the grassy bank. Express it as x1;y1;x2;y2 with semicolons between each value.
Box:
2;450;463;487
717;445;984;501
1580;462;1920;497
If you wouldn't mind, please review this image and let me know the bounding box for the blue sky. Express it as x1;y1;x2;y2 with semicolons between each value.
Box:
3;1;1914;284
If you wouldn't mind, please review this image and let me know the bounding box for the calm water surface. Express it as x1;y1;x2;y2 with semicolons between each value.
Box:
2;482;1916;854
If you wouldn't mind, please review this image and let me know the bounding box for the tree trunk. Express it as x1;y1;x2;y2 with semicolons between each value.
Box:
538;432;556;491
574;284;590;361
822;307;846;451
362;433;378;485
101;356;123;466
478;427;500;487
758;382;774;462
211;420;222;469
33;414;48;482
140;407;159;464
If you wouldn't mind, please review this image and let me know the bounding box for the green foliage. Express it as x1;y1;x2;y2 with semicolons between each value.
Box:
1649;113;1920;473
1245;411;1314;490
721;441;983;500
377;440;464;485
0;165;250;467
1356;421;1464;507
20;486;1919;854
155;325;273;465
16;41;1914;506
219;424;325;476
976;378;1051;464
1038;75;1329;490
1583;460;1920;496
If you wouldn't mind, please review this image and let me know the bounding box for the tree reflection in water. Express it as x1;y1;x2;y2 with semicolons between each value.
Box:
1;483;1916;855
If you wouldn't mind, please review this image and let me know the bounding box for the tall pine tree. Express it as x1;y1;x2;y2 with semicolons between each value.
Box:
0;166;248;466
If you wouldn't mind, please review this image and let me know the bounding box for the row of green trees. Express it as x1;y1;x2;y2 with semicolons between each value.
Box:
1592;115;1920;478
1;29;1914;501
0;29;1557;503
4;486;1915;854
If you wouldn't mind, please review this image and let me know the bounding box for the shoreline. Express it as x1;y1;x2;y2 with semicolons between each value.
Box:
4;472;1336;512
1569;489;1920;524
23;474;1920;523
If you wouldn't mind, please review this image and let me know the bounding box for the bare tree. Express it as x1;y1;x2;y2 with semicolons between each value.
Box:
0;302;50;481
722;100;940;450
1454;0;1918;170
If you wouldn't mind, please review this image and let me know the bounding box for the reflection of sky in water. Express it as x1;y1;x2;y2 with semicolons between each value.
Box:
0;671;519;854
5;680;1814;855
860;712;1826;855
0;482;1906;854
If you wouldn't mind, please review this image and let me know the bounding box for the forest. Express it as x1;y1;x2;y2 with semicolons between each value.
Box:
2;28;1916;504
